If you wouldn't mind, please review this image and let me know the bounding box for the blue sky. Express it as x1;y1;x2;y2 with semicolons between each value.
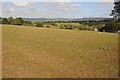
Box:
1;0;114;18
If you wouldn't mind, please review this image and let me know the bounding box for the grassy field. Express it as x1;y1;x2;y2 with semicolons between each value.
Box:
0;24;2;79
2;25;118;78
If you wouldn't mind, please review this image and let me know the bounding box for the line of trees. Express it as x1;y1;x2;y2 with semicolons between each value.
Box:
0;17;32;26
98;20;120;33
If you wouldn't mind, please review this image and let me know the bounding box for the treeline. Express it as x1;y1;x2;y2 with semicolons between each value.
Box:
79;19;120;33
98;20;120;33
1;17;120;33
35;20;120;33
0;17;32;26
35;21;92;31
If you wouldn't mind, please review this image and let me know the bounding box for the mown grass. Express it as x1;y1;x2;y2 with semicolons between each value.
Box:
2;25;118;78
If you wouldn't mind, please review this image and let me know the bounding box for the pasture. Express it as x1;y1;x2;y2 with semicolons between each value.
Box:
2;25;118;78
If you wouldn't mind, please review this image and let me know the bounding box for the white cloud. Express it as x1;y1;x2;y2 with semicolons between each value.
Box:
32;0;71;2
49;0;71;2
100;1;114;7
48;2;81;12
9;8;15;12
13;2;29;7
2;1;114;18
1;0;71;2
101;0;114;2
1;0;115;2
43;0;80;12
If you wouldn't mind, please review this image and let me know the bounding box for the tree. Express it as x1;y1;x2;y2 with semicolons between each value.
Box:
23;20;32;26
18;17;24;24
13;18;21;25
36;22;43;27
2;18;8;24
24;20;32;24
13;17;24;25
98;20;120;33
0;17;2;24
8;17;14;24
111;0;120;20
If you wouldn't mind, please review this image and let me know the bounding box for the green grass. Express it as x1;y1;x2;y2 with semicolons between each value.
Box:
2;25;118;78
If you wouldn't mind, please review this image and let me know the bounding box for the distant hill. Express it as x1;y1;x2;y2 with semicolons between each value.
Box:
73;17;112;21
23;17;112;22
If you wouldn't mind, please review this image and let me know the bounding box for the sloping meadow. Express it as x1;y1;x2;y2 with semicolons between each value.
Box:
2;25;118;78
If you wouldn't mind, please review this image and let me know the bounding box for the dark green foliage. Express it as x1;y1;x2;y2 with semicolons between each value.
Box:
0;17;2;24
111;1;120;20
79;26;91;30
8;17;14;24
2;18;8;24
51;23;56;26
2;17;119;33
79;20;109;27
59;24;91;31
36;22;44;27
23;20;32;26
13;17;24;25
25;20;32;24
98;21;120;33
64;25;73;30
1;17;32;26
13;18;22;25
18;17;24;24
46;25;50;28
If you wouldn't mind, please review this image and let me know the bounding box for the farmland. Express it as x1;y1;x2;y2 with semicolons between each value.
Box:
2;25;118;78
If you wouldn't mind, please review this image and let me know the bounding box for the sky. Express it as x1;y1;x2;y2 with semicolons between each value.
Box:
0;0;115;18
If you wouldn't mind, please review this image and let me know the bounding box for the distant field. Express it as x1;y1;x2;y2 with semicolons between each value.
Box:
2;25;118;78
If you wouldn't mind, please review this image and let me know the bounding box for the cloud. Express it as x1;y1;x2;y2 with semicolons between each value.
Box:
1;0;115;2
2;2;81;18
100;0;114;7
35;0;71;2
2;1;113;18
48;2;81;12
49;0;71;2
101;0;114;2
9;8;15;12
13;2;29;7
1;0;71;2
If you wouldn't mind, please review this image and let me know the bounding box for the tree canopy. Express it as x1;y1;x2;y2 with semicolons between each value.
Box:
0;17;32;26
2;18;8;24
111;0;120;21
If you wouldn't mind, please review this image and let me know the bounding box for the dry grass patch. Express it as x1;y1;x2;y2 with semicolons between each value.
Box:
2;25;118;78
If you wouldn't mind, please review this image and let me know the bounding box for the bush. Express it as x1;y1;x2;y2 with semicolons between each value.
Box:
12;17;25;25
23;20;32;26
2;18;8;24
59;23;92;31
0;17;2;24
36;22;43;27
0;17;32;26
46;25;50;28
98;21;120;33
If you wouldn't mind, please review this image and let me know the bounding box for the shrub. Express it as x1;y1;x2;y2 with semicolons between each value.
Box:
36;22;43;27
98;21;120;33
2;18;8;24
46;25;50;28
23;20;32;26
